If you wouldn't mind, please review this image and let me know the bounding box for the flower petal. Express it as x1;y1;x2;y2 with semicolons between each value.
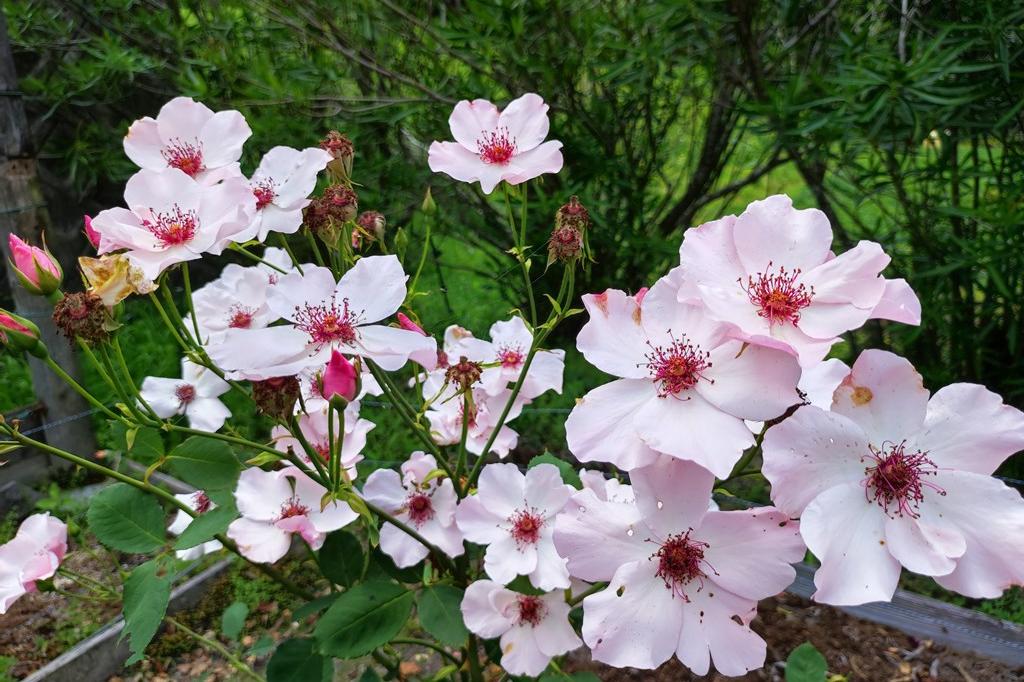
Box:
832;349;929;445
448;99;500;152
565;379;661;470
732;194;833;275
497;93;550;153
698;339;801;421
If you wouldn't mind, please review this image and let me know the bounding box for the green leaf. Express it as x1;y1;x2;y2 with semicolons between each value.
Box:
417;585;468;647
121;558;171;665
87;484;166;553
292;594;340;622
528;452;582;488
221;601;249;640
785;642;827;682
358;668;384;682
369;547;421;584
173;498;237;550
166;436;240;491
110;423;164;463
266;638;332;682
314;580;414;659
319;530;365;588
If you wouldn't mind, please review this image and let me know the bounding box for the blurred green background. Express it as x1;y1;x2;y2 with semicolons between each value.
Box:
2;0;1023;474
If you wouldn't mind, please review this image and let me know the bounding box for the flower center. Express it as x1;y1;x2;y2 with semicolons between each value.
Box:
406;492;435;526
161;139;205;177
192;491;212;514
253;179;276;210
644;335;712;397
652;530;713;601
313;441;330;462
175;383;196;405
508;508;544;547
496;344;524;369
294;298;362;347
143;206;199;247
279;497;310;519
227;305;256;329
515;595;546;627
742;263;813;326
477;127;517;165
863;441;945;518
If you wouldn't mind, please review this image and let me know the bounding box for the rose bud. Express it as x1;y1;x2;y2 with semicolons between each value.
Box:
8;234;62;297
321;349;359;406
396;312;426;336
0;310;45;357
83;215;101;250
319;131;354;182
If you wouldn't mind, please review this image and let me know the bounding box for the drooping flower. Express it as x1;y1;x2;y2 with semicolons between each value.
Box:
139;358;231;432
167;491;223;560
423;370;524;457
227;468;357;563
553;457;804;674
362;452;465;567
676;195;921;366
209;256;437;380
7;234;62;296
762;349;1024;605
234;146;332;243
456;463;572;591
428;94;563;194
565;276;802;477
90;168;256;279
270;400;373;480
0;513;68;614
123;96;251;184
461;580;582;677
443;317;564;399
78;253;157;308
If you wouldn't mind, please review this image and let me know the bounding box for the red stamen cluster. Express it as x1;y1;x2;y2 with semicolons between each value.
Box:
406;492;435;526
142;206;198;247
477;128;516;165
252;179;276;210
175;383;196;405
644;335;712;397
496;344;525;369
193;491;212;514
508;508;544;547
313;441;330;462
279;498;310;519
653;530;713;601
227;305;256;329
515;595;546;627
863;441;945;518
294;298;361;347
161;139;205;177
742;263;813;326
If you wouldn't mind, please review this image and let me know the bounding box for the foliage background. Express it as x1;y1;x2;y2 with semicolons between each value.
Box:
2;0;1023;484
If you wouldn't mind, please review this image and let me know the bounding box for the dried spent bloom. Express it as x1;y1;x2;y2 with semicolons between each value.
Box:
445;356;484;392
356;210;386;242
555;196;590;232
251;376;301;420
319;130;354;180
548;225;584;262
79;254;158;308
52;291;109;344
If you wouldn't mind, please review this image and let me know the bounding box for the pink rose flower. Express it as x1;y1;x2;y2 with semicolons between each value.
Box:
566;275;802;477
763;349;1024;605
321;349;359;402
167;491;223;560
456;463;572;591
428;93;563;194
422;370;524;457
270;400;372;480
553;457;804;674
362;451;464;567
461;580;582;677
139;358;231;432
0;513;68;614
677;194;921;366
226;468;358;563
235;146;332;243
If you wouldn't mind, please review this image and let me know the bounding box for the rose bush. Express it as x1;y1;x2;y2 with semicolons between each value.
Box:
2;93;1023;680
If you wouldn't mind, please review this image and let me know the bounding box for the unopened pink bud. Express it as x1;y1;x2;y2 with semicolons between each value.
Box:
397;312;426;336
0;309;43;356
634;287;649;305
83;215;101;250
7;234;62;296
321;349;359;402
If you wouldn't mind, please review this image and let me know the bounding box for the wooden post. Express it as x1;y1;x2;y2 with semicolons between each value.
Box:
0;11;95;460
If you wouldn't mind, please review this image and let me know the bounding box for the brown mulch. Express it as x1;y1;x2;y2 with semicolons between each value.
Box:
566;591;1024;682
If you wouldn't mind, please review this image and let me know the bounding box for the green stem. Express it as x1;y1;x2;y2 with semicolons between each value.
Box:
455;391;470;481
286;414;332;486
305;231;327;267
569;580;607;606
167;616;263;682
42;353;123;422
181;263;202;342
148;292;191;353
408;212;432;296
275;233;304;275
390;638;460;666
466;634;485;682
110;337;160;421
503;183;537;325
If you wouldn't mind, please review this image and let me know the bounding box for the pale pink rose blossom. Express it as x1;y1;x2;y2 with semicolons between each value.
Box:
762;349;1024;605
422;371;523;457
747;357;850;433
443;317;564;399
566;276;801;477
461;580;582;676
167;491;223;560
676;195;921;366
271;400;372;481
139;358;231;432
227;468;358;563
428;93;563;194
191;264;279;344
90;168;256;279
124;96;250;184
553;457;804;674
235;146;332;243
456;463;572;591
209;256;437;379
362;452;465;567
0;513;68;614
